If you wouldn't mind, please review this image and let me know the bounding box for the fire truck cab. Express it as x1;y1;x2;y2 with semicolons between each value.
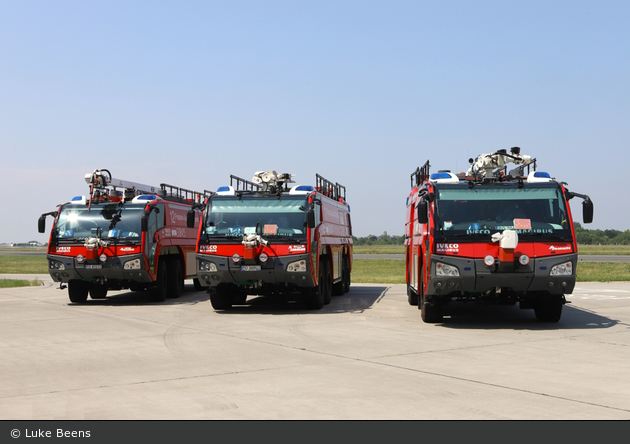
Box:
38;169;211;303
188;170;353;310
406;148;594;323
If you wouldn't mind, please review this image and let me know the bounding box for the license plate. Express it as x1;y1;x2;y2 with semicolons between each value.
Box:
85;265;102;269
240;265;261;271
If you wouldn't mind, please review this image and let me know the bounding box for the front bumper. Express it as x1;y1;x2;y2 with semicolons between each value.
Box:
195;253;315;289
426;253;577;296
46;253;153;285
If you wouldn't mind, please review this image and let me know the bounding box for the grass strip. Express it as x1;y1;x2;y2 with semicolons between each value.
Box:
352;259;405;284
0;279;42;288
575;262;630;282
0;255;48;274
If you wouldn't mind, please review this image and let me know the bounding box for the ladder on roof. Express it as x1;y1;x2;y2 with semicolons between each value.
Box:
230;175;262;192
316;174;346;202
411;160;431;187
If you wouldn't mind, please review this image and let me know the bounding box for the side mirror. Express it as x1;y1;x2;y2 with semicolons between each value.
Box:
307;209;315;229
187;210;196;228
38;215;46;233
582;198;594;224
141;215;148;232
417;200;428;224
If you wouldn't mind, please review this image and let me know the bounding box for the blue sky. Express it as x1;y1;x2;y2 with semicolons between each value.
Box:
1;0;628;243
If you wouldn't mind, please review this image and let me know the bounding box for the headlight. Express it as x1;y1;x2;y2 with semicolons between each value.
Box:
259;253;269;263
436;262;459;276
199;261;217;272
99;254;108;263
287;260;306;272
550;262;572;276
76;254;85;263
123;258;141;270
49;260;65;270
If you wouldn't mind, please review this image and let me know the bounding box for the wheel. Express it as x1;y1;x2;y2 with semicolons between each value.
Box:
419;271;443;323
304;287;324;310
193;278;203;291
343;256;351;293
233;292;247;305
534;297;563;322
407;284;418;306
304;259;326;310
166;257;184;298
210;285;233;310
421;294;443;323
322;258;332;305
68;280;88;303
89;285;108;299
150;258;168;302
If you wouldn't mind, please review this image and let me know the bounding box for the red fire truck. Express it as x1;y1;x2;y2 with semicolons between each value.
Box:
38;169;212;303
405;148;594;323
187;170;353;310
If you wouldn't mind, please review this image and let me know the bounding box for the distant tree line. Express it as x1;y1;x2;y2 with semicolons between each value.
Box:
354;224;630;245
574;223;630;245
353;232;404;246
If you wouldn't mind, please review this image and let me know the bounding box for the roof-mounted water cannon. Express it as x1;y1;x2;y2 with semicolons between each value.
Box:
85;169;112;190
84;169;112;212
251;170;295;193
466;148;533;180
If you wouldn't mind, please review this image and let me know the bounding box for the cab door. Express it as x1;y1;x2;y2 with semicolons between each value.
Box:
145;204;165;274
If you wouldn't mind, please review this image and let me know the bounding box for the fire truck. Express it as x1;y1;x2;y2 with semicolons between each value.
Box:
38;169;212;303
187;170;353;310
405;148;594;323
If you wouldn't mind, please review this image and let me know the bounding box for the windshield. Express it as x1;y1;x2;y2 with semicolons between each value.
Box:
434;183;571;241
53;203;143;242
202;195;308;242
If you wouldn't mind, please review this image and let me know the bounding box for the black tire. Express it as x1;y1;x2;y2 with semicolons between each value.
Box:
233;292;247;305
407;284;418;306
419;271;443;323
150;258;168;302
210;285;233;310
534;297;563;322
305;260;326;310
305;287;324;310
322;258;333;305
166;257;184;298
343;256;350;293
89;285;108;299
68;280;89;303
193;278;203;291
